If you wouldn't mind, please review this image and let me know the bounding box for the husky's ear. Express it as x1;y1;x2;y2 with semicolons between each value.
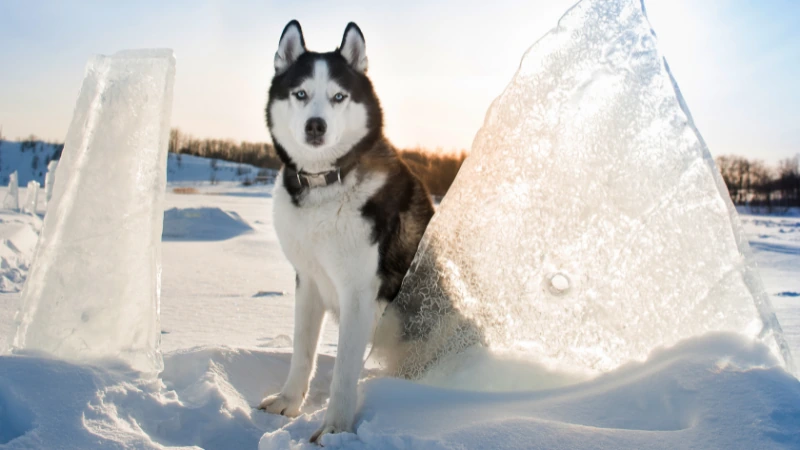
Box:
275;20;306;74
339;22;368;72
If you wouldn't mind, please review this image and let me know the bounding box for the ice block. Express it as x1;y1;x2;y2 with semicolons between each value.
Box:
12;49;176;374
375;0;794;378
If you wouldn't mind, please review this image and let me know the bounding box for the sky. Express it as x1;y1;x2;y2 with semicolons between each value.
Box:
0;0;798;163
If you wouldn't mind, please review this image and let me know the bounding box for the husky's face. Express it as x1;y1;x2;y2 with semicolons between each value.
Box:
267;21;382;172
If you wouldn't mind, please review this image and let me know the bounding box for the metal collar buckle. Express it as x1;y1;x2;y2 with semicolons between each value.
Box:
296;167;342;188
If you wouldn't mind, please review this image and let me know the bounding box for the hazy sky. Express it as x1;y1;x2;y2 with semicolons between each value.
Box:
1;0;798;163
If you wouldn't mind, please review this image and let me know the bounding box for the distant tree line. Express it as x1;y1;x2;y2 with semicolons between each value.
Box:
168;128;468;196
0;134;64;180
6;130;800;208
18;135;64;160
169;129;283;170
715;155;800;208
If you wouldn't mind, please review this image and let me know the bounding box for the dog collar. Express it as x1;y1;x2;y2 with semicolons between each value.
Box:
285;167;342;189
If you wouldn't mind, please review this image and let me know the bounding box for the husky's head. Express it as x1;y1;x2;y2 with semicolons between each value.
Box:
266;21;382;172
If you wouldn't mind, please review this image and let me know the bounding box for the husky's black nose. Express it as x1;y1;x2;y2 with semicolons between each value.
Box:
305;118;327;144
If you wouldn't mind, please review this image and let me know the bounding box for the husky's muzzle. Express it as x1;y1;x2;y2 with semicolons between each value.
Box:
305;117;326;146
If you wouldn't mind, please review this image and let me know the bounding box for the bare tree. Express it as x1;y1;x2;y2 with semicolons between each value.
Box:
169;128;183;154
717;154;800;208
775;156;800;207
748;160;773;206
209;158;219;185
166;128;283;170
21;135;38;152
716;155;748;203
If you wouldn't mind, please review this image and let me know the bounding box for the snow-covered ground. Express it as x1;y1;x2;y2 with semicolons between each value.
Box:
0;178;798;449
0;211;40;293
741;211;800;357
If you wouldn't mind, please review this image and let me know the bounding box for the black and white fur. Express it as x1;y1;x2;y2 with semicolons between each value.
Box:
259;21;434;443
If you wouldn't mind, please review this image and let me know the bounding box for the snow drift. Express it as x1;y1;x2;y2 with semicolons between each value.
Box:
261;333;800;449
162;207;254;241
0;212;41;293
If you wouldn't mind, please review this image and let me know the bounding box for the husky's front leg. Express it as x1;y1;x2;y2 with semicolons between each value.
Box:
310;282;379;443
259;274;325;417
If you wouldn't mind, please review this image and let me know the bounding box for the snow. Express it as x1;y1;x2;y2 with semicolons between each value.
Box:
743;213;800;359
0;181;797;449
0;142;61;188
12;49;176;374
262;334;800;450
375;0;792;379
162;207;253;241
0;211;41;294
166;153;274;185
0;347;319;449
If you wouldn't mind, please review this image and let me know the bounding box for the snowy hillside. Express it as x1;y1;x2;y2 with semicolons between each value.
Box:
166;153;275;185
0;140;274;187
0;140;62;186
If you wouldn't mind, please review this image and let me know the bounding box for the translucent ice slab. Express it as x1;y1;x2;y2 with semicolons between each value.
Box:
12;49;176;374
4;171;19;211
375;0;794;378
23;181;39;214
45;160;59;205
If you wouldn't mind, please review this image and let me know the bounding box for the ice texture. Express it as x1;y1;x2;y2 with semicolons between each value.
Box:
44;160;58;204
23;181;39;214
376;0;794;378
4;171;19;211
12;49;176;374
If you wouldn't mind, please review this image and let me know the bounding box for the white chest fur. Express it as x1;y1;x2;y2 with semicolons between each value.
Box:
263;167;390;436
272;168;386;316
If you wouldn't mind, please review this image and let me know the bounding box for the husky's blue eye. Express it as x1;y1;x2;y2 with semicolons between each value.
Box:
333;93;347;103
294;90;307;100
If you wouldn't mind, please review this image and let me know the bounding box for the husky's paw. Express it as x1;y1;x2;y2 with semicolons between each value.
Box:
258;392;303;417
309;424;344;444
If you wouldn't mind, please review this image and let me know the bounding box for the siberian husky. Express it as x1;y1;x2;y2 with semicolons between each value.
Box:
259;20;434;442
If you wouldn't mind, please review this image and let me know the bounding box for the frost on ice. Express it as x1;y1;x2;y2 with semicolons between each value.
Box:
12;49;176;374
374;0;794;378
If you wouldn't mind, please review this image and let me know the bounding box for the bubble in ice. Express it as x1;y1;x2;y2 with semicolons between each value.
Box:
548;273;570;295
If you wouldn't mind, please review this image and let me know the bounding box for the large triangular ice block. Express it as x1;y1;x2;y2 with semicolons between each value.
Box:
376;0;794;378
12;50;175;374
